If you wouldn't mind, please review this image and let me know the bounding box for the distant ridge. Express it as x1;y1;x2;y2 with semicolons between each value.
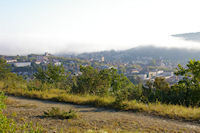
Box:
76;46;200;64
172;32;200;41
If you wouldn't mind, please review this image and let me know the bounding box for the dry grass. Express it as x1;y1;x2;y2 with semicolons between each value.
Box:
124;100;200;121
1;81;200;122
6;96;199;133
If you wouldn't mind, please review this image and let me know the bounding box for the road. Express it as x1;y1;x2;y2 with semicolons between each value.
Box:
4;96;200;133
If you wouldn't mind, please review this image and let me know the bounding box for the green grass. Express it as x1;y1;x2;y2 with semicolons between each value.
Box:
1;81;200;123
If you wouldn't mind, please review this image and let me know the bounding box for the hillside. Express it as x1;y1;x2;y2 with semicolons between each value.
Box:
76;46;200;64
5;96;200;132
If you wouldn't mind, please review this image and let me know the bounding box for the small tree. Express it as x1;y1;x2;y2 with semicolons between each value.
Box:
34;64;67;84
72;66;111;95
143;77;170;103
0;58;10;80
173;60;200;106
154;77;170;91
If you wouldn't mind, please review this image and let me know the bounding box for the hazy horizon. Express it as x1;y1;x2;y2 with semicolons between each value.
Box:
1;0;200;55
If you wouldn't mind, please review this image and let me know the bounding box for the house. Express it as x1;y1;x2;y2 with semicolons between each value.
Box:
148;71;157;79
157;70;164;75
54;62;61;66
35;60;41;65
101;56;105;62
14;62;31;67
6;59;17;63
4;57;17;63
131;69;139;74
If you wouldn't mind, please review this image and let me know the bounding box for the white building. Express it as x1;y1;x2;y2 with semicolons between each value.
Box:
54;62;61;66
6;59;17;63
14;62;31;67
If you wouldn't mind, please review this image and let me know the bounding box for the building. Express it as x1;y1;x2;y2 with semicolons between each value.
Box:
6;59;17;63
54;62;61;66
35;60;41;65
14;62;31;67
131;69;139;74
101;56;105;62
148;71;157;79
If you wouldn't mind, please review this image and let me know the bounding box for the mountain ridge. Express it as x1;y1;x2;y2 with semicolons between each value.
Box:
74;46;200;64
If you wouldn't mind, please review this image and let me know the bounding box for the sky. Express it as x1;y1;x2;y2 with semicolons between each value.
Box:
1;0;200;55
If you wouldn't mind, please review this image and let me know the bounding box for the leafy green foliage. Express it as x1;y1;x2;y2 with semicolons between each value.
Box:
0;58;11;80
113;73;141;103
34;63;67;83
71;66;139;102
2;57;200;108
154;77;170;91
27;80;52;91
171;60;200;106
72;66;112;95
142;60;200;106
142;77;170;103
175;60;200;81
33;64;71;91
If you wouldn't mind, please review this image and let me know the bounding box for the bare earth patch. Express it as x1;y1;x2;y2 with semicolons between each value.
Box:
4;96;200;133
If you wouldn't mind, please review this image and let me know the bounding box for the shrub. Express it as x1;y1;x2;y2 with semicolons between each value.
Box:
27;80;51;91
43;107;78;119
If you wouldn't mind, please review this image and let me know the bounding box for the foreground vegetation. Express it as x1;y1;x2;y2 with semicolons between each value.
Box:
1;57;200;123
43;107;78;119
2;86;200;122
0;92;44;132
8;96;199;133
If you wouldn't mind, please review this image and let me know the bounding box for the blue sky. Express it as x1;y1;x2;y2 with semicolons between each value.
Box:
1;0;200;55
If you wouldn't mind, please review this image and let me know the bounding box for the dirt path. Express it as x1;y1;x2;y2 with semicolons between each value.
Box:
4;96;200;133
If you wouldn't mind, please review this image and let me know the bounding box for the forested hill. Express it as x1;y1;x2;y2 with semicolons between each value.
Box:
76;46;200;64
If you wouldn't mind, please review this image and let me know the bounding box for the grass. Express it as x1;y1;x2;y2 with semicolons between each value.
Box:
5;91;200;132
1;81;200;123
0;92;45;133
43;107;78;119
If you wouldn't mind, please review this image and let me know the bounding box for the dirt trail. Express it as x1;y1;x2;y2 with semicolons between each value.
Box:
4;96;200;133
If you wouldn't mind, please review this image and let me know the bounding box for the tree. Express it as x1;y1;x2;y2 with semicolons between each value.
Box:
72;66;112;95
174;59;200;106
175;60;200;82
34;64;67;84
71;66;138;99
0;58;10;80
154;77;170;91
73;65;99;94
143;77;170;103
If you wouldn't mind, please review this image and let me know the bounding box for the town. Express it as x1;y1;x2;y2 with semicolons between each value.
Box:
1;52;183;85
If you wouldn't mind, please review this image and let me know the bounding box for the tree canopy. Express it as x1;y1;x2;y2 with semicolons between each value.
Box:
0;58;10;79
34;64;67;84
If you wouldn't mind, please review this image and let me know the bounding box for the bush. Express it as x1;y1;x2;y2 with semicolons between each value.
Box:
43;107;78;119
27;80;52;91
